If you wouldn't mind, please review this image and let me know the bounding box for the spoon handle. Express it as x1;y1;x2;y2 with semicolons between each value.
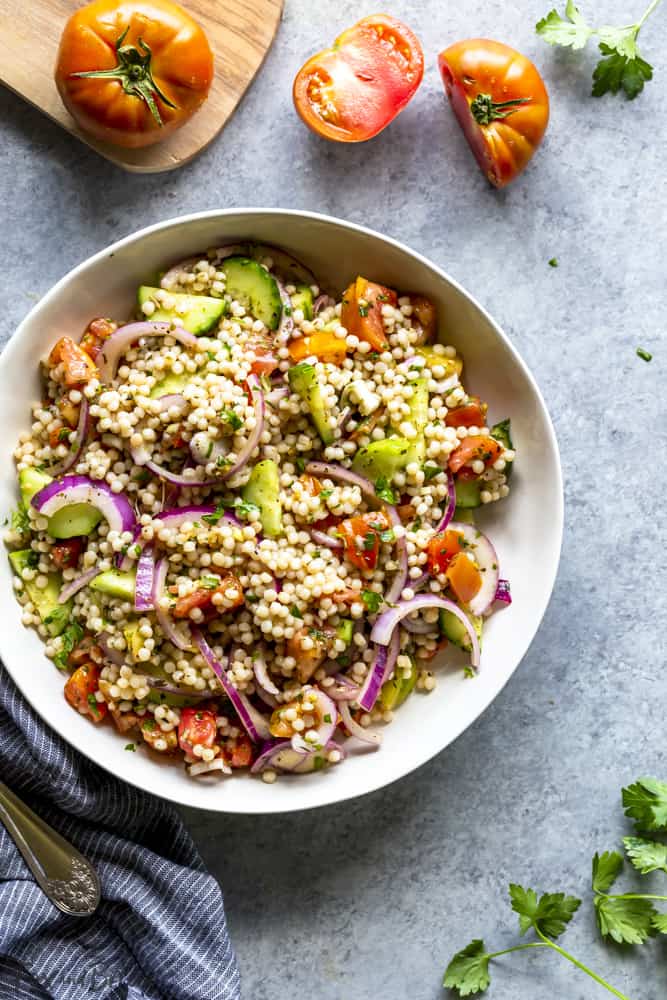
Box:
0;779;100;916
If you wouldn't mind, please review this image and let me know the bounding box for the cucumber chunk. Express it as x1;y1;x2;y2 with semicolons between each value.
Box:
404;377;429;465
380;657;418;710
242;460;283;537
47;503;103;539
291;285;314;320
439;606;483;653
453;507;475;525
90;570;136;601
221;257;282;331
123;621;143;661
336;619;354;644
454;480;481;509
138;286;226;335
9;549;71;636
491;418;514;480
19;468;52;507
288;362;335;445
149;370;193;399
352;437;412;480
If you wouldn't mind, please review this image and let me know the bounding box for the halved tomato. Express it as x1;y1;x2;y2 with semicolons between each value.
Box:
448;435;501;475
293;15;424;142
340;277;397;352
178;707;217;754
338;510;392;571
426;529;464;576
445;397;488;428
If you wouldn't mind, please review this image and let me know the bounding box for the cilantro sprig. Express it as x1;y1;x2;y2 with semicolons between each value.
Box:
537;0;663;99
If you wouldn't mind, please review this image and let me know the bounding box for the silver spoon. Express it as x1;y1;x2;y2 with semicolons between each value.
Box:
0;779;100;916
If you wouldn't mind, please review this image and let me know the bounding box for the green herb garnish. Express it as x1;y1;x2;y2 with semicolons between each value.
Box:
361;590;383;614
423;463;441;482
636;347;652;362
54;622;84;670
291;605;304;619
375;476;397;504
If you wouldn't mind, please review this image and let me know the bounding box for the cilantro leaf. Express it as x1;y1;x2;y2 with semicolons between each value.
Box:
594;894;656;944
623;777;667;832
374;476;397;504
592;45;653;99
443;939;491;996
233;499;261;522
295;457;306;473
509;884;580;939
653;913;667;934
361;590;383;614
623;836;667;875
290;605;303;619
536;1;593;49
423;462;442;482
124;743;136;752
10;501;30;535
592;851;623;893
221;408;243;431
54;622;84;670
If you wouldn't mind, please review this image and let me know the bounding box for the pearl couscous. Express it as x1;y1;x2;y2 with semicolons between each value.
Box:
4;243;514;782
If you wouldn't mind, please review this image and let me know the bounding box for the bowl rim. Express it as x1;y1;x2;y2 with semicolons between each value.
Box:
0;208;563;813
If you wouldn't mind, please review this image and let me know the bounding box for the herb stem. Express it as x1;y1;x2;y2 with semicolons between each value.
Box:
536;929;632;1000
637;0;663;29
487;942;551;960
605;892;667;902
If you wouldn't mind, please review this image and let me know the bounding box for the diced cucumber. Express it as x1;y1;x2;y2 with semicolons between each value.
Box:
149;370;193;399
47;503;103;539
288;363;334;445
242;460;283;537
19;468;52;506
454;507;475;524
137;286;226;335
380;657;418;711
352;437;411;480
90;570;136;601
123;621;143;661
221;257;282;331
9;549;71;636
491;418;514;480
404;377;429;465
336;619;354;644
147;688;205;709
454;480;481;509
416;347;463;378
291;285;314;320
439;606;483;653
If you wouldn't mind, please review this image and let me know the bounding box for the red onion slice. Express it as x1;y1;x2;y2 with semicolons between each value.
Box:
313;294;331;316
447;521;499;616
327;676;362;702
358;628;400;712
221;374;265;480
253;655;280;698
193;632;271;742
134;545;156;612
97;322;198;382
145;677;211;702
32;475;136;534
49;398;90;477
265;387;289;406
250;739;344;774
433;473;457;534
306;527;343;550
371;595;480;669
338;701;382;747
383;504;409;607
153;557;192;651
130;439;221;488
495;579;512;605
58;566;98;604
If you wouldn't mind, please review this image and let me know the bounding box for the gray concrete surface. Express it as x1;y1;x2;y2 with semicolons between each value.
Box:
1;1;666;997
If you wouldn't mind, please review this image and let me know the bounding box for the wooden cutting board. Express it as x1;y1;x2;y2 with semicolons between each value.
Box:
0;0;284;173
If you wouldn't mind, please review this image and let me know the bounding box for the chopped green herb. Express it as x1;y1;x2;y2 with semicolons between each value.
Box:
358;303;370;317
548;257;559;267
10;502;30;535
375;476;397;504
290;605;304;619
54;622;84;670
26;550;40;569
245;592;259;603
295;457;306;473
423;463;441;482
87;694;101;717
319;488;334;499
323;714;332;724
313;756;325;771
202;505;226;526
284;306;292;316
124;743;137;752
337;652;351;668
309;627;327;642
362;531;376;551
379;528;395;544
207;350;217;360
636;347;652;362
206;440;214;459
200;575;221;589
361;590;383;614
58;427;71;442
234;498;261;522
221;408;243;431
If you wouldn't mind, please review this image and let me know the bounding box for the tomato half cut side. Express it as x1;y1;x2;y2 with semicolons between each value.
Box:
293;15;424;142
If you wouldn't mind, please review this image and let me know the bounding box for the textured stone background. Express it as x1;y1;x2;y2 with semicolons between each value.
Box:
1;1;666;997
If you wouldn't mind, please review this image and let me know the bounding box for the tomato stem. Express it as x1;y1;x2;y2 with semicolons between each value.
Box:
470;93;530;126
70;25;177;127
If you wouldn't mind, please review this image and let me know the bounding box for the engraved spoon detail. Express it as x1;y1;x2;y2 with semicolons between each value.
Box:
0;779;100;916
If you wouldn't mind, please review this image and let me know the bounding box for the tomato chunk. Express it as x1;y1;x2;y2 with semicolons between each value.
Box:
48;336;98;386
178;708;217;754
427;529;465;575
288;330;348;364
80;317;115;362
248;337;279;376
228;732;254;768
52;538;85;570
445;397;488;428
338;510;392;571
410;295;437;342
340;277;397;352
448;435;501;475
446;552;482;605
64;662;108;723
172;573;244;618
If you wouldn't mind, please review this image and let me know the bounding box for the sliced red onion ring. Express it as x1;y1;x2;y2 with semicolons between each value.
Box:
289;687;337;752
58;566;98;604
250;739;344;774
255;687;278;710
134;545;156;612
253;655;280;697
313;294;331;316
433;473;457;534
412;570;430;593
49;399;90;477
130;438;221;488
221;374;265;480
192;633;271;742
371;595;480;669
338;701;382;747
306;527;343;550
495;579;512;605
305;461;408;602
153;557;192;651
96;322;197;382
265;387;289;406
32;475;136;534
327;676;362;702
358;628;400;712
336;406;352;432
447;521;499;616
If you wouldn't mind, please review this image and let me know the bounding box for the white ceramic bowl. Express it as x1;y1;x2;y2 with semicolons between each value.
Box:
0;210;562;814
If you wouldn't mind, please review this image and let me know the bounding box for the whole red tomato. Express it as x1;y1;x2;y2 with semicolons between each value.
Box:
55;0;214;149
438;39;549;187
293;15;424;142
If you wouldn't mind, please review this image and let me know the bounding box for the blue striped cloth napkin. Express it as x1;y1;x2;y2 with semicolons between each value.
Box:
0;667;240;1000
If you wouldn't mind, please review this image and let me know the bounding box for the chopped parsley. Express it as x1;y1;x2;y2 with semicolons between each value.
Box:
319;488;334;499
379;528;395;544
202;505;226;526
362;531;376;551
87;693;101;717
234;499;260;522
245;592;259;603
54;622;84;670
290;605;303;619
26;550;40;569
221;408;243;431
313;756;325;771
10;502;30;535
423;462;442;482
295;457;306;473
207;350;217;360
361;590;383;614
548;257;559;268
636;347;652;362
200;575;221;589
358;302;370;317
124;743;137;752
374;476;397;504
323;714;332;724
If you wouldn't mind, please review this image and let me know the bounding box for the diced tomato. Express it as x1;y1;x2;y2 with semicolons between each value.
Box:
410;295;437;341
331;587;361;605
288;331;348;364
445;397;488;429
64;662;108;723
172;573;245;618
448;435;501;475
228;732;254;768
178;708;217;754
299;474;323;497
49;423;73;449
48;336;98;386
248;337;279;376
311;512;341;532
58;397;80;428
51;537;84;570
426;529;465;575
80;317;115;362
446;552;482;605
141;719;178;753
287;626;333;683
340;277;397;352
338;510;392;571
